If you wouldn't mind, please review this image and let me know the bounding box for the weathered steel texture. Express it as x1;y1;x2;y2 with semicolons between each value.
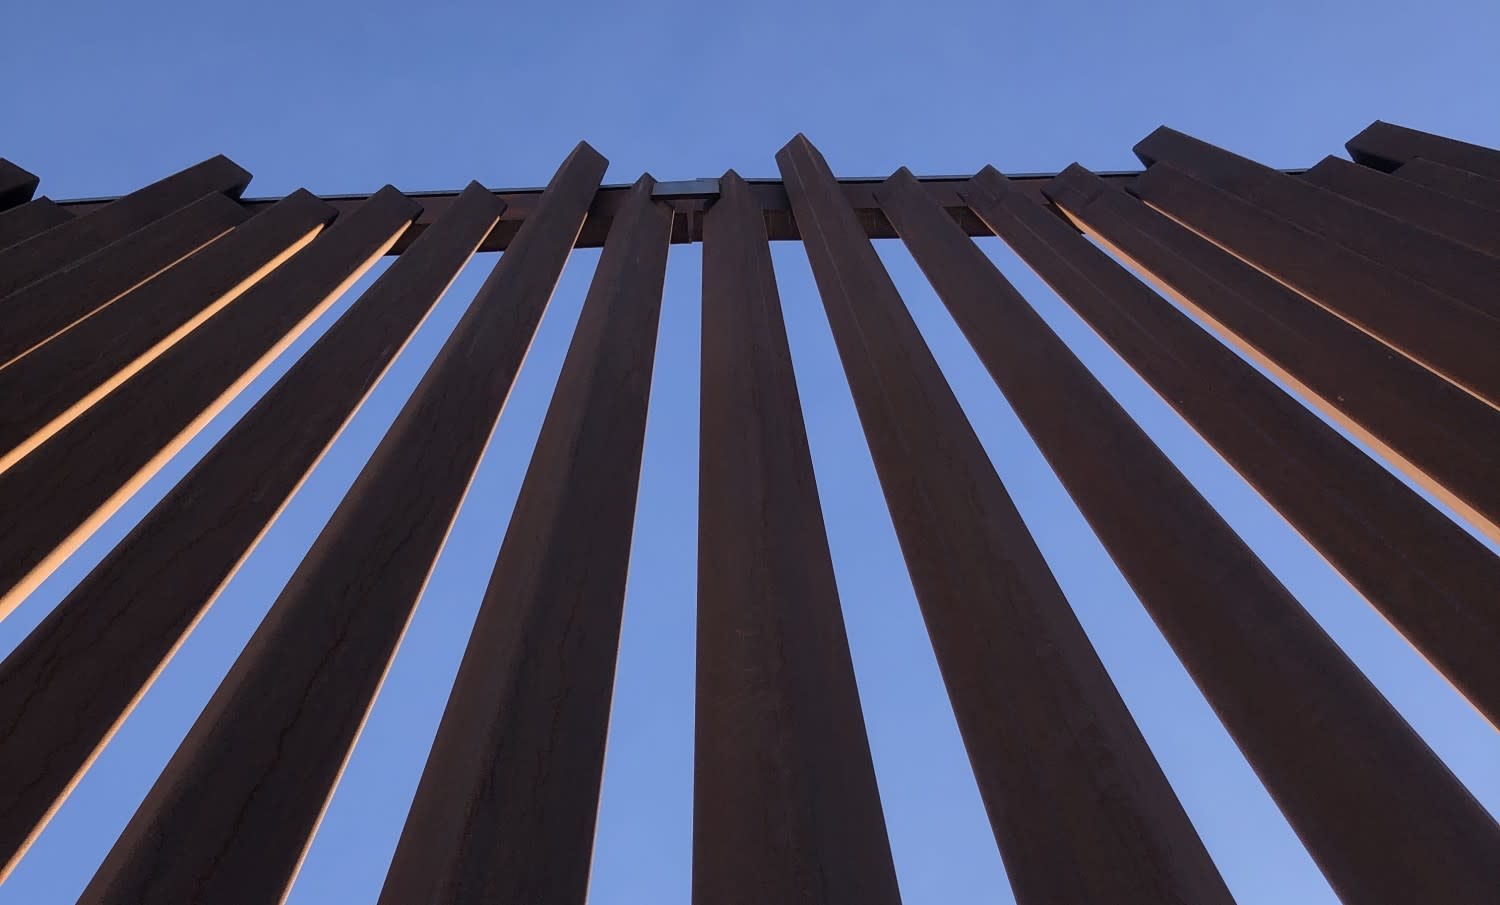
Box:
0;187;445;880
0;159;39;211
0;155;250;297
78;144;604;905
1049;165;1500;550
378;175;669;905
1394;158;1500;211
0;193;248;368
1130;163;1500;409
1136;127;1500;313
0;119;1495;901
0;198;72;250
1347;120;1500;179
1045;162;1500;579
967;167;1500;904
1300;156;1500;256
0;189;414;624
57;172;1148;253
689;171;901;905
0;190;334;472
777;135;1232;905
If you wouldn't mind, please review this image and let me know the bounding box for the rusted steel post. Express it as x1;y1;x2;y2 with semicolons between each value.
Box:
1393;158;1500;210
1300;156;1500;256
0;198;72;250
0;158;40;211
966;167;1500;905
689;171;901;905
1046;164;1500;551
0;155;250;297
0;189;416;623
1130;162;1500;408
778;134;1233;905
1135;127;1500;315
0;186;430;879
378;174;671;905
1347;120;1500;179
0;189;334;471
77;144;604;905
0;193;247;367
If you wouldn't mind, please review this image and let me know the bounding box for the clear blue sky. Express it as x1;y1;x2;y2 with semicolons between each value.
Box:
2;1;1497;902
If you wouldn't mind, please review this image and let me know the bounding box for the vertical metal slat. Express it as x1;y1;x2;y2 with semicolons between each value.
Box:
1393;158;1500;211
778;135;1233;905
902;168;1500;905
1300;156;1500;256
688;171;901;905
1347;120;1500;179
1135;127;1500;315
0;198;73;251
0;155;250;297
1046;166;1500;556
0;192;249;367
0;187;466;880
78;143;604;905
0;190;335;472
0;190;398;622
1131;162;1500;409
378;174;670;905
0;159;39;211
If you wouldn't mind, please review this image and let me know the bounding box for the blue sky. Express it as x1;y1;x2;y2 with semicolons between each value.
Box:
2;1;1498;902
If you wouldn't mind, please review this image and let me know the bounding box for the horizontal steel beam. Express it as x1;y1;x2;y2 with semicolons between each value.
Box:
49;171;1145;252
53;168;1309;253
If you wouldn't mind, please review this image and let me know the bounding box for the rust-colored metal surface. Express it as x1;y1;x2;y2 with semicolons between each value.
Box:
0;197;72;250
1131;162;1500;408
691;171;901;905
1040;167;1500;726
379;175;669;905
0;190;334;472
780;135;1233;905
1048;164;1500;546
0;188;433;880
1348;120;1500;179
78;148;600;905
0;191;415;624
70;187;503;902
1301;155;1500;257
1394;158;1500;210
0;192;248;367
1136;127;1500;315
0;119;1495;904
0;155;249;297
964;167;1500;904
0;158;39;211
